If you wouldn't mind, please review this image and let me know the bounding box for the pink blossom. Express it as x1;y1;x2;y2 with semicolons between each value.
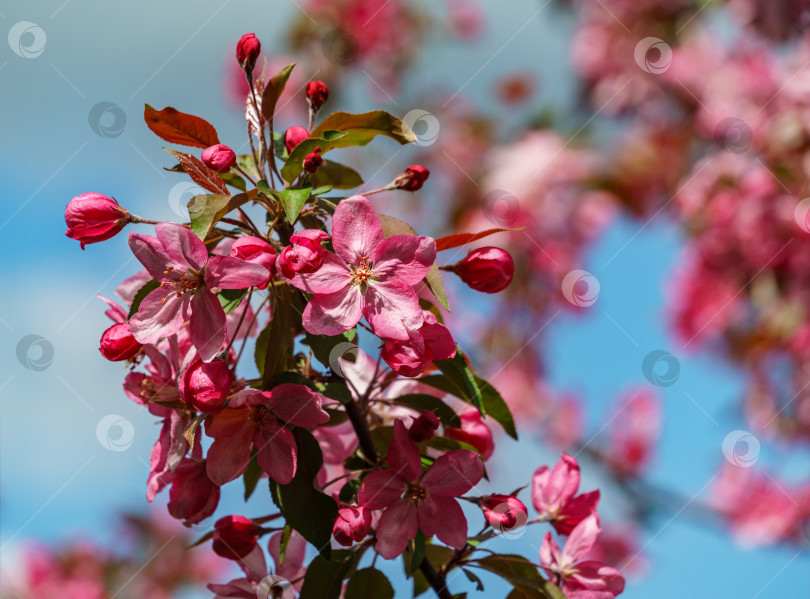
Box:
532;453;600;535
205;384;329;485
358;419;483;558
445;408;494;460
479;494;528;533
167;458;220;526
230;236;277;288
408;409;440;442
540;515;625;598
212;515;260;560
291;196;436;340
201;144;236;173
99;322;142;361
333;505;373;546
453;246;514;293
180;357;234;414
65;192;130;249
381;310;456;376
284;126;309;153
128;223;269;362
606;389;659;476
279;229;329;279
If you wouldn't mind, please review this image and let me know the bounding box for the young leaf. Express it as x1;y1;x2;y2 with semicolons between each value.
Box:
310;160;364;190
434;348;485;414
260;63;295;125
127;279;160;319
270;429;338;560
435;227;521;251
278;187;313;224
475;375;517;439
280;132;350;183
425;263;450;311
187;189;256;241
255;287;294;386
299;551;355;599
344;568;394;599
311;111;417;147
219;172;247;191
218;289;248;314
165;149;229;195
143;105;219;148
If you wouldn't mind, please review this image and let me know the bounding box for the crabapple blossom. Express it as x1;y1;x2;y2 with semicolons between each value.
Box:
99;322;141;361
532;453;600;535
284;125;309;152
278;229;329;279
408;409;440;442
305;80;329;111
180;357;234;414
65;193;131;249
480;494;528;532
230;236;277;288
381;310;456;376
333;505;373;546
394;164;430;191
201;144;236;173
452;246;514;293
212;515;260;560
236;33;260;72
303;146;323;173
445;408;495;460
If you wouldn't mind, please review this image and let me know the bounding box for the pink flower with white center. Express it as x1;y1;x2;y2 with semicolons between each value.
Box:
128;224;269;362
358;419;483;559
532;453;600;536
204;384;329;485
290;196;436;340
540;515;625;599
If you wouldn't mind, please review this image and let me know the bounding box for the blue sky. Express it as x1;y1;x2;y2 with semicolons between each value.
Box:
0;0;807;596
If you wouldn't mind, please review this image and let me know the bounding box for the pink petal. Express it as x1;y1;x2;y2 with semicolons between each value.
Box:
156;223;208;271
129;232;174;280
302;286;363;336
387;419;422;483
568;562;625;595
116;269;152;304
206;255;270;289
98;294;127;323
205;407;252;437
190;290;227;362
539;532;562;569
562;513;601;566
422;449;483;496
254;420;297;485
375;499;418;559
266;383;330;427
205;421;253;485
418;495;468;550
331;196;384;266
373;234;436;286
422;317;456;361
532;452;580;514
358;470;407;509
555;490;600;536
269;529;307;582
289;252;351;294
362;281;424;341
129;286;189;344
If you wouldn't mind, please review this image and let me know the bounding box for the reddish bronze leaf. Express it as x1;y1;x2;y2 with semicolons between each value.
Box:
144;104;220;148
435;227;520;251
166;149;229;195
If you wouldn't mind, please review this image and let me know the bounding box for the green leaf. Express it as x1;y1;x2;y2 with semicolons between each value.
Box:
434;348;485;414
218;289;247;314
425;263;450;311
304;329;357;369
127;279;160;319
310;160;364;190
220;172;246;191
255;287;296;386
187;189;256;241
299;551;355;599
474;555;566;599
278;524;292;564
277;186;313;224
243;450;261;501
260;63;295;125
311;111;417;148
475;375;517;439
461;568;484;592
281;132;350;183
344;568;394;599
338;478;360;503
236;154;260;181
411;544;456;597
391;394;461;428
270;429;338;560
404;530;426;576
311;185;333;196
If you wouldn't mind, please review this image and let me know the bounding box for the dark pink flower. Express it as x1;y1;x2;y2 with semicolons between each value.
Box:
205;384;329;485
181;358;234;414
358;420;483;559
290;196;436;340
539;515;625;598
453;246;514;293
394;165;430;191
128;223;269;362
279;229;329;279
236;33;260;73
167;458;220;526
333;505;373;546
381;310;456;376
212;515;260;560
284;126;309;153
230;236;276;288
65;193;130;249
408;410;440;442
305;80;329;111
532;453;600;536
99;322;141;361
445;409;494;460
201;144;237;173
480;494;528;533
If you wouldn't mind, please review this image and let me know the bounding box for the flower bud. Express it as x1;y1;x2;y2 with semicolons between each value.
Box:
305;80;329;112
168;459;220;526
212;515;260;560
453;247;514;293
231;236;276;288
201;144;236;174
445;409;494;460
181;358;234;414
409;410;440;442
303;147;323;174
278;230;330;279
99;322;142;362
236;33;261;73
284;126;309;153
394;165;430;192
333;506;372;546
480;494;528;532
65;192;130;249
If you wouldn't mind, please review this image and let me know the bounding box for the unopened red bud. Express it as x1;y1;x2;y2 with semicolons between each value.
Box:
480;494;528;531
333;506;372;546
284;126;309;153
212;515;259;560
65;192;131;249
394;165;430;191
303;146;323;174
305;80;329;111
409;410;440;442
99;322;141;361
453;247;514;294
201;144;236;174
236;33;261;73
181;358;234;414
